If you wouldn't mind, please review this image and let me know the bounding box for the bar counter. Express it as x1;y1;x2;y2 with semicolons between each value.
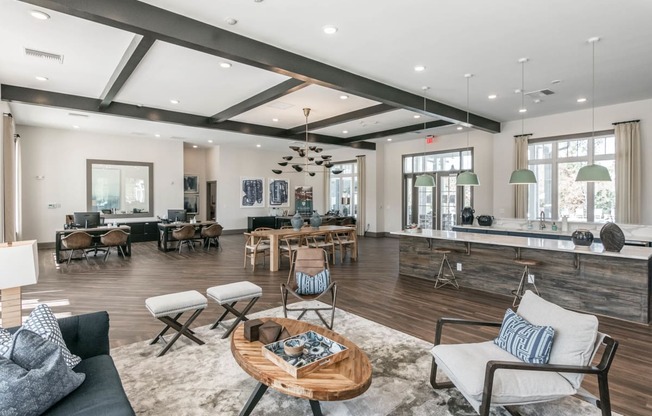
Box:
391;229;652;323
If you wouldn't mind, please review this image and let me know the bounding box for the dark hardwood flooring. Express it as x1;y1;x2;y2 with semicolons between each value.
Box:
20;235;652;416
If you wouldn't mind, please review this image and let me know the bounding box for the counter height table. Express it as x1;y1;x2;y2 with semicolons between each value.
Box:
250;226;356;271
391;229;652;324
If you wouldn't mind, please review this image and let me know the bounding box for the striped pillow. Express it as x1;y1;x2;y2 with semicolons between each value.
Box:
494;308;555;364
295;270;330;295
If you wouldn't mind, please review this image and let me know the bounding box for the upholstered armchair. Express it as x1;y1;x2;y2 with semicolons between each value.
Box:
430;291;618;415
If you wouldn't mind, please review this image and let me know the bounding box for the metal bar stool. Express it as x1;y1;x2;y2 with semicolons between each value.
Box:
433;248;459;289
511;258;540;307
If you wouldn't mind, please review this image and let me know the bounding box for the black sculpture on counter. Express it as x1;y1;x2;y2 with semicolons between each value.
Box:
600;222;625;252
461;207;474;225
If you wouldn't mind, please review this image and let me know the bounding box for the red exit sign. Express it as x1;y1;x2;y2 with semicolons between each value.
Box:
426;135;436;144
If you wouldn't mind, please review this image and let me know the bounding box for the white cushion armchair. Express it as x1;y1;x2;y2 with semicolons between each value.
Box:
430;291;618;415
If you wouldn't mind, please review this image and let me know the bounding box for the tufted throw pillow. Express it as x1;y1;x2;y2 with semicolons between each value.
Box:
494;308;555;364
7;304;81;368
0;329;85;416
0;328;11;357
295;269;330;295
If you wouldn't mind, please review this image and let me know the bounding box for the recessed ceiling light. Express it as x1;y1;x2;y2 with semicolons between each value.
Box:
30;10;50;20
72;125;79;129
519;108;527;113
35;75;48;81
577;97;587;103
272;118;279;122
414;65;426;72
154;133;160;138
170;99;180;104
225;17;238;25
256;144;262;148
413;115;421;119
488;94;497;100
342;130;348;134
457;126;463;131
339;95;349;100
323;25;338;34
219;62;232;68
254;0;264;3
192;145;198;148
208;139;213;143
387;138;392;142
551;79;562;85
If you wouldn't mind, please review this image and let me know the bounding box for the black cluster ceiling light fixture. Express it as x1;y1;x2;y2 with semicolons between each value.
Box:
272;108;343;176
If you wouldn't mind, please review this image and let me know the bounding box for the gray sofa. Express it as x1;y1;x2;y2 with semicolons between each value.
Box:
9;311;134;416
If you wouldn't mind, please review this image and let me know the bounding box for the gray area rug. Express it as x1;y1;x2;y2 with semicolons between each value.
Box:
112;303;613;415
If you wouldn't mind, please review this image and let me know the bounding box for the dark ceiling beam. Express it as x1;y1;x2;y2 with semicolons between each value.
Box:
19;0;500;134
211;79;308;122
339;120;453;143
99;35;155;110
2;85;375;150
286;103;395;135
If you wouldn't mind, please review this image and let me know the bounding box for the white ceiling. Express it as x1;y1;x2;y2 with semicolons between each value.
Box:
2;0;652;149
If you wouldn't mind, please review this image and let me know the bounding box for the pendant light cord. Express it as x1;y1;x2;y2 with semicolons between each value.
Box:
591;40;595;140
521;60;525;135
466;75;470;149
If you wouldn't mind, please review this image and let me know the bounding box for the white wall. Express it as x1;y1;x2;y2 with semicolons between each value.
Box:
18;125;183;243
183;147;207;221
492;98;652;223
380;130;495;233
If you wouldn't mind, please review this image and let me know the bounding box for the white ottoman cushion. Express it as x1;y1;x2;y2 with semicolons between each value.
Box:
207;281;262;304
146;290;207;318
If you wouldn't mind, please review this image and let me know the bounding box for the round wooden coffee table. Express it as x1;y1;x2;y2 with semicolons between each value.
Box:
231;317;372;416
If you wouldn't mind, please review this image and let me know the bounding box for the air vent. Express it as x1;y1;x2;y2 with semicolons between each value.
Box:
267;101;294;110
525;89;554;98
24;48;64;64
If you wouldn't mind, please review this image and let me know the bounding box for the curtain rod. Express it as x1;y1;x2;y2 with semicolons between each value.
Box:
513;133;533;138
612;119;639;125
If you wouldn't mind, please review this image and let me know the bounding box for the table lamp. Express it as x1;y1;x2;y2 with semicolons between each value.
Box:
0;240;39;327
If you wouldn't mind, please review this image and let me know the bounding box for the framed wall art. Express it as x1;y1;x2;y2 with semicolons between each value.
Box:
241;177;265;208
269;178;290;208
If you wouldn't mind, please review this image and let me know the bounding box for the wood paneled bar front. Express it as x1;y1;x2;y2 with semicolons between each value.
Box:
391;229;652;324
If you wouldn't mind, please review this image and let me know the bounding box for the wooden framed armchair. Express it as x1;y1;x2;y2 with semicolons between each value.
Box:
281;248;338;329
430;291;618;416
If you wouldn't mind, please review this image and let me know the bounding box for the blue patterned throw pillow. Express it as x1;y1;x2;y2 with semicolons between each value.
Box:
494;308;555;364
295;269;330;295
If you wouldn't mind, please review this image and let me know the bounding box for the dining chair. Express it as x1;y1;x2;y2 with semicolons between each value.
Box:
279;233;307;266
333;227;358;263
306;230;336;264
244;232;270;270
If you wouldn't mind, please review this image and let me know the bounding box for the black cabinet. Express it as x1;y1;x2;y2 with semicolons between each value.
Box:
247;216;276;232
117;221;160;242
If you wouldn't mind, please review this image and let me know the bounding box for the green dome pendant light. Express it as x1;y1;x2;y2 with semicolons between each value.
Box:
414;86;436;187
509;58;537;185
576;37;611;182
457;74;480;186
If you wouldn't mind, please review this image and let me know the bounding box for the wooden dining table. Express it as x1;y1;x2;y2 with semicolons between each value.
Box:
250;225;355;271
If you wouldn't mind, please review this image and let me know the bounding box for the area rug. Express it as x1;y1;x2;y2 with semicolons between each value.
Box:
112;303;613;415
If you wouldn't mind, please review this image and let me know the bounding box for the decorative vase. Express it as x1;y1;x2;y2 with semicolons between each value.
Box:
600;222;625;252
461;207;474;225
310;211;322;228
291;212;303;231
572;229;594;249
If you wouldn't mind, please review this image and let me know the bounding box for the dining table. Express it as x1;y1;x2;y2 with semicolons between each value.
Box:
249;225;355;271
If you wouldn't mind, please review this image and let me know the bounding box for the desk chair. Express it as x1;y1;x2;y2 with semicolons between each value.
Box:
172;225;197;253
60;231;93;265
201;223;223;251
100;229;130;261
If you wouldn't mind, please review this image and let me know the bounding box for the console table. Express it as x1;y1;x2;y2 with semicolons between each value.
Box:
157;221;215;252
54;226;132;263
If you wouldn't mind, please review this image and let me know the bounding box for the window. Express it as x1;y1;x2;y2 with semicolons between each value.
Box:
402;148;473;230
329;161;357;217
527;132;615;222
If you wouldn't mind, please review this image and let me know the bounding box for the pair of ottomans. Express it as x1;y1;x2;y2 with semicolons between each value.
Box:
145;281;262;356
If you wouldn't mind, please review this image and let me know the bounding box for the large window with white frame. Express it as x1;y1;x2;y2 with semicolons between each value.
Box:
328;161;357;217
402;148;473;230
527;131;615;222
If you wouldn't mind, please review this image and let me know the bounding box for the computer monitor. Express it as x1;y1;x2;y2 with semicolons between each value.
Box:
167;209;187;222
73;211;101;228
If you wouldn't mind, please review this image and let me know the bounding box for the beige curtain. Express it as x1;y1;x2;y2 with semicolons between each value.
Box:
513;134;531;218
2;113;16;243
356;155;366;236
615;121;641;223
323;166;330;214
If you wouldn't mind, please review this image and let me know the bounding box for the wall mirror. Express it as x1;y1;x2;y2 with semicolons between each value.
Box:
86;159;154;218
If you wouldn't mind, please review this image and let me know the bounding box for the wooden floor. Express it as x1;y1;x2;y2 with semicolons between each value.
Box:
18;235;652;416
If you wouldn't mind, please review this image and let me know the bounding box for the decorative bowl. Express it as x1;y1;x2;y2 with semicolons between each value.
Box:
283;339;305;357
572;229;594;248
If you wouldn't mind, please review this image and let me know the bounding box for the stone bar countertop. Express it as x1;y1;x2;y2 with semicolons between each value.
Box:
391;229;652;260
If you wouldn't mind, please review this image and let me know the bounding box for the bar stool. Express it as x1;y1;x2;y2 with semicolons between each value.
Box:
511;258;540;307
433;248;459;289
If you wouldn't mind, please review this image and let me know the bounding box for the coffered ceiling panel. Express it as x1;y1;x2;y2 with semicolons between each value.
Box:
114;41;291;116
230;84;379;129
313;109;440;138
0;0;135;98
